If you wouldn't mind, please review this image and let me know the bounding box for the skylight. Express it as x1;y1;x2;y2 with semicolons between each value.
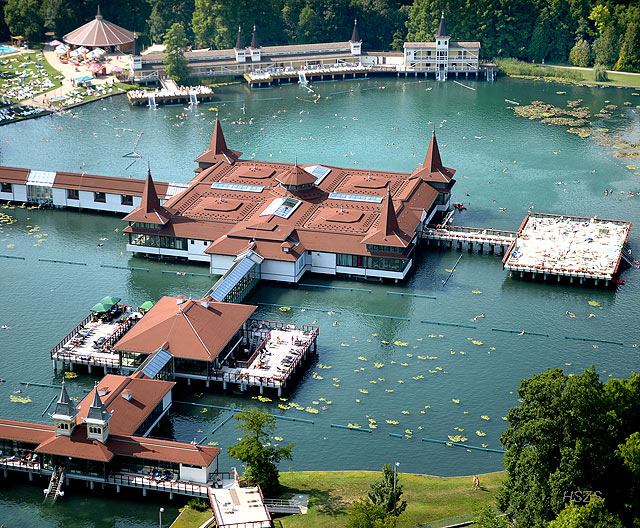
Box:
260;197;302;219
211;182;264;193
304;165;331;184
328;192;383;203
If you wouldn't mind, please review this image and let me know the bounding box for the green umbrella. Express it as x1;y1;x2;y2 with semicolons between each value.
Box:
91;302;113;313
140;301;155;310
99;296;121;306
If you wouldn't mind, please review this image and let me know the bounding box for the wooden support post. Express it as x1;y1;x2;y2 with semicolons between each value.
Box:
52;359;57;372
87;364;92;374
143;488;147;497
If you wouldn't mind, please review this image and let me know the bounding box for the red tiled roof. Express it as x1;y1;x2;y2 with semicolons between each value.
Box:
0;419;55;445
113;296;256;361
76;374;174;436
195;119;242;165
361;187;413;248
53;171;172;198
109;435;219;466
36;425;115;462
413;132;456;183
0;166;29;185
123;169;171;224
276;164;317;187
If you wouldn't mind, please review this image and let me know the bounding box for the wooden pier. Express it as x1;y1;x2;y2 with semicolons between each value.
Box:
244;65;369;87
127;79;215;106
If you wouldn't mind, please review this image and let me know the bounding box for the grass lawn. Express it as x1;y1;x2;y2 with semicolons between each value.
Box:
530;63;640;88
169;506;213;528
0;51;63;104
276;470;505;528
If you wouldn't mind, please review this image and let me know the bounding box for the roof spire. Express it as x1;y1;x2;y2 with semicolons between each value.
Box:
435;11;449;37
423;129;443;174
380;183;401;238
53;380;77;419
350;18;361;43
235;26;243;49
96;4;102;18
210;117;230;156
86;381;111;424
142;164;161;215
251;25;259;49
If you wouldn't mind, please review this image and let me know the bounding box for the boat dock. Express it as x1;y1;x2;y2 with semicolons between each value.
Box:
503;212;633;285
244;63;369;87
126;79;215;106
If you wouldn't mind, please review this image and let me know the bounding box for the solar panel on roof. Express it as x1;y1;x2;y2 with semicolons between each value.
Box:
211;182;264;193
27;170;56;187
328;192;383;203
141;348;172;379
260;197;301;219
211;257;257;302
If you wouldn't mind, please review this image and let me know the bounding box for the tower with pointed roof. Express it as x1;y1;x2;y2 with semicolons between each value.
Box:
122;166;170;225
275;162;316;193
417;129;456;184
234;26;246;63
349;19;362;56
361;184;412;248
195;118;242;169
249;25;261;62
435;12;450;80
51;381;79;437
84;382;112;443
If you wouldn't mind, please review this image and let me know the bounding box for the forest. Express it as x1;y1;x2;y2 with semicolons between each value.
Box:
2;0;640;71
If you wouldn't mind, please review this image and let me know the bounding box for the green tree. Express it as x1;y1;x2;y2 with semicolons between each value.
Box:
569;39;590;67
618;431;640;476
3;0;42;41
472;504;510;528
593;63;608;82
588;4;610;36
147;0;195;43
548;498;623;528
163;23;191;84
528;23;549;62
227;408;293;496
346;499;394;528
593;26;618;69
297;5;322;43
615;21;640;72
192;0;216;47
498;368;640;527
368;463;407;516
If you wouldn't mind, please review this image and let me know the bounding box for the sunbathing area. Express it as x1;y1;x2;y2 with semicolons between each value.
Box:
215;323;319;391
50;302;138;370
246;61;366;82
210;484;271;528
503;213;632;280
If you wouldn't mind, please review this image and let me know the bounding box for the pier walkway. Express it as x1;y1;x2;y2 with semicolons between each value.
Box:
422;224;518;254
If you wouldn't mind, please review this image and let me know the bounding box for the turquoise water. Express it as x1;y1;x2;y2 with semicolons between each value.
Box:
1;76;639;526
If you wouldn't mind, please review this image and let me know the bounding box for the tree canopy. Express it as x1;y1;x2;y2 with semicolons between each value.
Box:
368;463;407;516
227;408;293;496
498;367;640;527
346;499;395;528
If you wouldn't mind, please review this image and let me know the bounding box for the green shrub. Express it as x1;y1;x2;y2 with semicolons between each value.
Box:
593;63;609;82
187;498;210;512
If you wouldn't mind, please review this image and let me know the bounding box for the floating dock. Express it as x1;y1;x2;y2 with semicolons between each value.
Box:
127;79;215;106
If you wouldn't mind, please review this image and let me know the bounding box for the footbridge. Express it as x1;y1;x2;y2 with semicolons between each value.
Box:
422;224;517;254
207;250;263;304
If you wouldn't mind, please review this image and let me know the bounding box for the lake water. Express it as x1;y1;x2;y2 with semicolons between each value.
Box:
1;76;639;527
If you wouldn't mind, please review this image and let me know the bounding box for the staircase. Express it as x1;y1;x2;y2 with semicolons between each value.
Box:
43;469;64;504
620;245;634;267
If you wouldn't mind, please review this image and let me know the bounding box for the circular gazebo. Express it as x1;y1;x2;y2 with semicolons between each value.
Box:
63;7;134;49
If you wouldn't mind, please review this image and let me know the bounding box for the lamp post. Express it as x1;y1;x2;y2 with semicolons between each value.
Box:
159;507;164;528
393;462;399;528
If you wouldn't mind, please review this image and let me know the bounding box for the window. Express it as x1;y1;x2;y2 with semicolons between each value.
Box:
94;192;106;203
89;426;102;435
67;189;79;200
57;422;69;430
121;194;133;206
130;222;160;230
1;182;11;193
337;253;407;272
129;233;188;251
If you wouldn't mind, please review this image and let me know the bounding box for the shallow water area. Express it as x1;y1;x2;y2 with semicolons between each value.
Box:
1;76;639;526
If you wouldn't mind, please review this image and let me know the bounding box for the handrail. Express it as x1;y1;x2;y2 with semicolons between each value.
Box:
108;472;209;496
49;313;93;358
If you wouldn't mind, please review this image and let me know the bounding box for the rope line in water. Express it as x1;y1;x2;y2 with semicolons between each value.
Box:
564;335;624;346
330;424;373;433
174;401;314;424
38;258;86;266
161;270;210;277
421;320;477;329
357;313;411;321
299;283;372;292
492;328;549;337
100;264;149;271
421;437;506;453
258;303;341;314
386;292;436;299
0;254;25;260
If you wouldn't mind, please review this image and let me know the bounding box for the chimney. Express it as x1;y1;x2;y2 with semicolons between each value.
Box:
200;296;211;309
121;390;132;401
176;295;185;305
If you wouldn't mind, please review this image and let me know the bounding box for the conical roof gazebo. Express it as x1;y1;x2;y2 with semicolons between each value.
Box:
63;7;134;48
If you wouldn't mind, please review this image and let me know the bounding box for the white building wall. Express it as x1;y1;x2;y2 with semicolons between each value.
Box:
52;187;67;207
188;239;214;263
162;391;172;411
1;184;28;202
311;252;337;275
260;259;297;282
210;254;236;275
179;464;208;484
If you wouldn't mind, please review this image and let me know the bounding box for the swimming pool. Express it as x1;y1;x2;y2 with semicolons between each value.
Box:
0;45;18;56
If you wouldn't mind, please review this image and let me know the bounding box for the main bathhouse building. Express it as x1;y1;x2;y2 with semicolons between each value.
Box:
124;121;455;283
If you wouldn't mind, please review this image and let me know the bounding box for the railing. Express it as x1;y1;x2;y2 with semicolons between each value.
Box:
51;351;121;367
0;457;47;474
103;315;136;350
49;313;93;358
423;224;517;244
108;473;209;497
235;334;268;369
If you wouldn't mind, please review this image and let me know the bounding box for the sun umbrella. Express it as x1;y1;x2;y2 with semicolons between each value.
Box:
55;44;68;54
91;301;113;313
140;301;155;310
87;62;102;73
92;47;106;56
108;65;123;74
76;46;88;53
99;296;121;306
70;49;82;57
48;39;62;47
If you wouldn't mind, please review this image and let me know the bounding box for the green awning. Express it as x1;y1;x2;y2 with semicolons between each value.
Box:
140;301;154;310
99;296;121;306
91;302;113;313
